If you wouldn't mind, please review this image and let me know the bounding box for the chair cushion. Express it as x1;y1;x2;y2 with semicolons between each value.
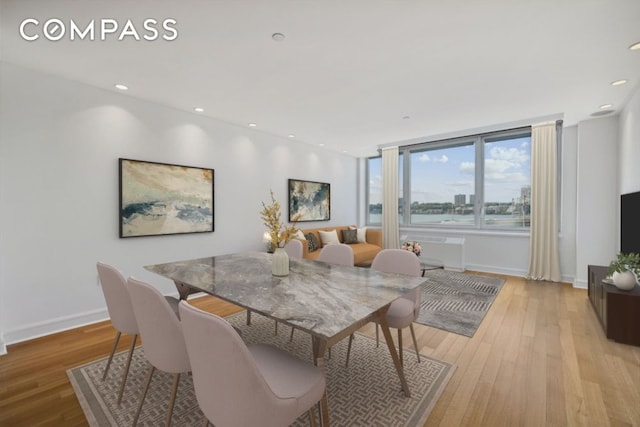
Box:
384;297;415;329
249;343;325;414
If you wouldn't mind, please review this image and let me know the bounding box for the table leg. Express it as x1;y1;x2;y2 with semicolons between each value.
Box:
312;337;330;427
174;281;192;300
377;306;411;397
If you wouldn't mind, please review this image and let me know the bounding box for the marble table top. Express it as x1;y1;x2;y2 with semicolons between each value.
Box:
145;251;427;340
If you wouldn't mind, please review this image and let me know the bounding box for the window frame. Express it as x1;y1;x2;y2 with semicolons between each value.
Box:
367;126;541;232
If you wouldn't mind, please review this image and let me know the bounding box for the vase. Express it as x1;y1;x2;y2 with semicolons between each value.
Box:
272;247;289;276
612;271;638;291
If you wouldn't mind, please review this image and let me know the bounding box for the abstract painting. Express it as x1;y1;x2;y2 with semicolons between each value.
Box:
119;159;214;237
288;179;330;222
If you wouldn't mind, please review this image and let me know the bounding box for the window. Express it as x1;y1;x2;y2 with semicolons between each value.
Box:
367;127;532;230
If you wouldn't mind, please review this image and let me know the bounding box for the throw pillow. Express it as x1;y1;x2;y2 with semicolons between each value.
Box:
318;229;340;246
356;227;367;243
342;229;358;244
294;229;306;240
304;233;319;252
304;233;320;252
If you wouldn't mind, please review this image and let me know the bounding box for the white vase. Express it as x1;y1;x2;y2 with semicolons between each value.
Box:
272;247;289;276
612;271;638;291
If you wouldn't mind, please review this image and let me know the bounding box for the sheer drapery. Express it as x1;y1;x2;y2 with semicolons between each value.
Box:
527;122;561;282
382;147;400;249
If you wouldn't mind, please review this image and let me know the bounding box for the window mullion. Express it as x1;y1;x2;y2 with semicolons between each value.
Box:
475;137;484;228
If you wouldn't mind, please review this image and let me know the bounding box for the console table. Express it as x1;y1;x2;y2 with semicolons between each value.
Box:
588;265;640;347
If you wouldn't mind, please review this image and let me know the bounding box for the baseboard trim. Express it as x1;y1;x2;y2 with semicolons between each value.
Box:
4;308;109;347
573;279;588;289
0;336;6;356
464;263;527;278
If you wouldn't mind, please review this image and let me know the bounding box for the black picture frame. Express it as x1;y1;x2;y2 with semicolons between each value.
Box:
119;158;214;237
288;179;330;222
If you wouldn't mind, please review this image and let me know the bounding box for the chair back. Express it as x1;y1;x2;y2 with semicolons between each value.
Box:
317;243;354;266
372;249;422;310
97;262;138;335
126;277;190;373
284;239;304;259
179;301;289;426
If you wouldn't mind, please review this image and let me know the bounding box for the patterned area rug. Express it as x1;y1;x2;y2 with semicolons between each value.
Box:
68;312;454;427
417;269;505;337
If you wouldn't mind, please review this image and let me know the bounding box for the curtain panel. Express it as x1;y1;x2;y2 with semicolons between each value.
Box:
381;147;400;249
527;122;561;282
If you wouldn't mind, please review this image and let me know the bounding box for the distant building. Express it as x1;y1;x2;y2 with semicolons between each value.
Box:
454;194;466;205
469;194;475;205
521;186;531;202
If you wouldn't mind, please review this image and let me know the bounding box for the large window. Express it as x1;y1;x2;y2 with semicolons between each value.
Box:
367;128;532;230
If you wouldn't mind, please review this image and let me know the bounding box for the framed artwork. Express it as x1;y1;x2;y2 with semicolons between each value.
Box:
288;179;330;222
119;158;214;237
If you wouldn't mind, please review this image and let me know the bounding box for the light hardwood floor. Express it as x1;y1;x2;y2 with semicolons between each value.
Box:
1;274;639;426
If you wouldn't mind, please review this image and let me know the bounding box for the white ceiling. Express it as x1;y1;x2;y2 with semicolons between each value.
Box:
2;0;639;157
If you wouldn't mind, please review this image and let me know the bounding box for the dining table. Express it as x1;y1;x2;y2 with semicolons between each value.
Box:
145;251;427;426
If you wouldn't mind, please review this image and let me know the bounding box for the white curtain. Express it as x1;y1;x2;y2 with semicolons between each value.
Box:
527;122;561;282
382;147;400;249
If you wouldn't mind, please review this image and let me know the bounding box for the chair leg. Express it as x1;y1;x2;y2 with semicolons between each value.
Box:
274;320;279;335
246;309;251;325
308;406;317;427
117;334;137;405
409;323;421;363
133;364;155;427
290;326;295;342
345;334;354;367
165;373;181;427
375;323;379;347
103;331;121;380
398;329;404;367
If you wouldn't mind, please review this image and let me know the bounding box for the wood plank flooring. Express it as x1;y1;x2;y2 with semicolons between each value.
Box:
1;274;639;426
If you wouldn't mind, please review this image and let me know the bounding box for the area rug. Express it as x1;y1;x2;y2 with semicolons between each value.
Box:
417;269;505;337
68;312;454;427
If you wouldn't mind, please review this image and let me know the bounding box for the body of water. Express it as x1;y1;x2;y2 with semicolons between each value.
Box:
368;213;529;228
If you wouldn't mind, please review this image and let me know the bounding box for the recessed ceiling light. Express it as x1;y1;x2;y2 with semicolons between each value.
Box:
629;41;640;50
611;79;628;86
194;107;204;113
272;33;285;41
319;143;325;147
599;104;613;109
403;116;410;120
288;134;295;138
114;84;128;91
248;123;257;127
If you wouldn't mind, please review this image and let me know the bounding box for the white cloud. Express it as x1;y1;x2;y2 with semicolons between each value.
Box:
435;154;448;163
419;153;430;162
459;161;475;175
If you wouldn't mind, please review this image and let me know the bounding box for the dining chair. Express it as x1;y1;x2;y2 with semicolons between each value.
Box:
284;238;304;259
96;262;140;405
346;249;422;366
126;277;191;427
179;301;326;427
316;243;354;266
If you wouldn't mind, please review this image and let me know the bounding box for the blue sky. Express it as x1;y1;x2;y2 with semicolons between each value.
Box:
369;136;531;205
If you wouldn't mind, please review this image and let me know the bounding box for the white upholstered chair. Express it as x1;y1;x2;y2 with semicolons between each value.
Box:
126;277;190;427
346;249;422;366
316;243;354;267
96;262;140;404
179;301;326;427
284;238;304;259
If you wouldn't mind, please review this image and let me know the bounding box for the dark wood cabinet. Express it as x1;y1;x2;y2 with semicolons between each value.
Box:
588;265;640;347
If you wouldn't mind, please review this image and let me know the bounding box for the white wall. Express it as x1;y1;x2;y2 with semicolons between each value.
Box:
619;86;640;195
0;62;357;346
574;115;619;287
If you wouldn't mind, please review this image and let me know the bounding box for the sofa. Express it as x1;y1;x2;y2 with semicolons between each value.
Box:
296;225;382;267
